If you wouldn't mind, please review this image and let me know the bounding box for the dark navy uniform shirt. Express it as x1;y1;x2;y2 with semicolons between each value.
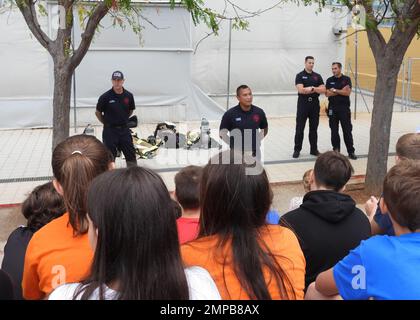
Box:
326;75;352;107
295;70;324;105
96;88;135;127
219;104;268;153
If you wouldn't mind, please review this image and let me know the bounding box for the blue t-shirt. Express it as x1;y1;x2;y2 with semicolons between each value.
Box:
266;210;280;225
373;207;395;236
333;233;420;300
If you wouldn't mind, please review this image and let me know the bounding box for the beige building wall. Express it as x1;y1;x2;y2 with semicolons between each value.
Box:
345;27;420;102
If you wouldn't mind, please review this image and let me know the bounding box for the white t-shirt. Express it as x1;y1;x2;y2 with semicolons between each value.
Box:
48;266;221;300
289;196;304;211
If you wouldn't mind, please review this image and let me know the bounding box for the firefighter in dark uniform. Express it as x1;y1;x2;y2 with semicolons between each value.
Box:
219;85;268;160
95;71;137;167
293;56;326;158
326;62;357;160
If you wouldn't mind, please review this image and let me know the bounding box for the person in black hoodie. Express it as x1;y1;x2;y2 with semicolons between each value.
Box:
1;182;65;300
280;151;370;290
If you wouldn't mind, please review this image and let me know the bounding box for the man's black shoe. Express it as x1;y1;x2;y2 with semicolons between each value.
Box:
293;151;300;158
310;150;320;156
348;153;358;160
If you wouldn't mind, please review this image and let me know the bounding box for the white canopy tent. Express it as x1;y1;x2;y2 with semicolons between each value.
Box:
0;0;349;128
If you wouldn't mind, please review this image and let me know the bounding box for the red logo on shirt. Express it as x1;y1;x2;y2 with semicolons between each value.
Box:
313;75;318;81
124;97;130;105
252;114;260;123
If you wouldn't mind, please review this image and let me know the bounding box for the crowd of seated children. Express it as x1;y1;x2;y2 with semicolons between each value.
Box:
1;132;418;301
307;160;420;300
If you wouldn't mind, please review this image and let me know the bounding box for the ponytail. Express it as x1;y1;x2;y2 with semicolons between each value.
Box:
52;135;112;235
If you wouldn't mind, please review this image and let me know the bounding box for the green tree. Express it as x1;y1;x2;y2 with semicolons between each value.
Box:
305;0;420;194
5;0;252;148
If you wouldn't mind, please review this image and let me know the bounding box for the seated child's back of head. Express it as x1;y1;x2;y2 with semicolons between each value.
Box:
22;182;66;232
174;166;203;244
174;165;203;212
383;160;420;232
396;133;420;161
313;151;354;191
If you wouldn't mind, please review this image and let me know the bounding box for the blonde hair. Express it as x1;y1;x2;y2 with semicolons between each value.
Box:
302;169;313;192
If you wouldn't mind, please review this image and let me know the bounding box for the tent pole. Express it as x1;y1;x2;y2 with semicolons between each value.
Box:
354;30;358;121
72;14;77;133
226;19;232;111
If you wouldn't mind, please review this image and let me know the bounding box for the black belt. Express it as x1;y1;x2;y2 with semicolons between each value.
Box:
299;96;319;104
307;96;319;103
105;124;127;129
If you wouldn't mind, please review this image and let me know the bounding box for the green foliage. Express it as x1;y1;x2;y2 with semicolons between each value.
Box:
232;17;249;30
169;0;249;34
37;3;47;16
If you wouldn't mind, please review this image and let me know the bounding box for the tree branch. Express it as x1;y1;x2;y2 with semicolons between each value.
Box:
193;0;285;52
365;26;386;60
408;0;420;19
375;0;389;25
335;27;366;42
389;0;401;18
70;2;109;70
400;0;417;18
193;1;228;53
16;0;52;51
389;15;420;53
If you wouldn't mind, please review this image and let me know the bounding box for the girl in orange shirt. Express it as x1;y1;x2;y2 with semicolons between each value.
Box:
22;135;114;299
181;151;306;300
49;167;220;300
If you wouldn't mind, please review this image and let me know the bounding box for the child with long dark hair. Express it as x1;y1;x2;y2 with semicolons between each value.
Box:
181;151;306;300
2;182;65;300
22;135;114;299
49;167;220;300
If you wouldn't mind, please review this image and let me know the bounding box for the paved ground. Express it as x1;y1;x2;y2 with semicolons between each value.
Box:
1;111;419;205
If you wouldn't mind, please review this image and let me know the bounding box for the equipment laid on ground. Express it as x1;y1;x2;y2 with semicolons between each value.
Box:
200;117;211;149
154;122;184;149
131;130;159;159
85;117;220;160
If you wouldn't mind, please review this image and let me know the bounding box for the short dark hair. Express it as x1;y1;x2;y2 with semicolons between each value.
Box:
313;151;354;191
332;62;342;69
383;160;420;232
22;182;66;232
396;133;420;160
236;85;250;97
305;56;314;62
175;165;203;210
171;199;182;219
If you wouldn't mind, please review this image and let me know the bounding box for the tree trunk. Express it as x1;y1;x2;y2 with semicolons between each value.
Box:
364;54;402;195
364;12;420;195
52;63;73;149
